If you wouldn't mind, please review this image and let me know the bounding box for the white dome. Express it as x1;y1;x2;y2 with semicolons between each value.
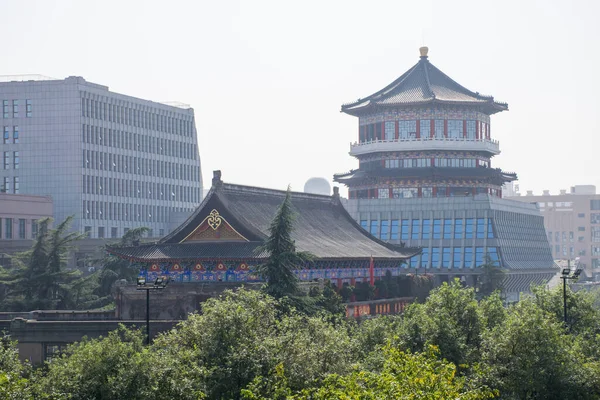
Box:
304;177;331;196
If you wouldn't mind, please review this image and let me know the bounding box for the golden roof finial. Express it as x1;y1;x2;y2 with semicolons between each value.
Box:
419;46;429;58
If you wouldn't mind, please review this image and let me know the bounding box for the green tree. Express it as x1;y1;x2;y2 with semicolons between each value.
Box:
398;280;483;369
94;227;150;305
34;325;204;400
0;334;33;400
476;255;505;298
243;346;496;400
479;298;600;399
0;217;91;311
255;188;313;299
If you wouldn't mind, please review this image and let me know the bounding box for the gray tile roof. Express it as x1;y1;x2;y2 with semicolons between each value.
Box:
342;53;508;115
108;172;421;262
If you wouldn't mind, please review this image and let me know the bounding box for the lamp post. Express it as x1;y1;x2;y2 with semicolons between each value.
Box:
560;262;582;326
136;276;168;345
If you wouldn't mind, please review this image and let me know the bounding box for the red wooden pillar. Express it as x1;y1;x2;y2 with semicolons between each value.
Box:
418;187;422;198
389;187;393;198
381;122;385;140
337;278;343;289
463;120;467;138
432;187;437;197
416;120;421;139
395;121;399;140
444;119;448;138
430;119;435;138
476;121;480;139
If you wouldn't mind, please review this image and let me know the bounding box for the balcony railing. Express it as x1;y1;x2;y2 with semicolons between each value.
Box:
349;137;500;156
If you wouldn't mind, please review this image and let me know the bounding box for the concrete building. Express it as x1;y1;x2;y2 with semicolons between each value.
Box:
334;47;557;300
0;193;53;266
507;184;600;280
0;75;202;239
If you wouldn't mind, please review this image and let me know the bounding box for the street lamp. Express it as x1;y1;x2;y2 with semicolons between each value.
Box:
560;266;582;325
136;275;169;345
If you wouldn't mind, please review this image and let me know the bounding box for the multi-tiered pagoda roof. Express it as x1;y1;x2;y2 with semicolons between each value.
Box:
342;47;508;116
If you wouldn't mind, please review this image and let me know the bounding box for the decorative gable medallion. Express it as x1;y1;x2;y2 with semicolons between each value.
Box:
207;209;222;230
180;209;248;243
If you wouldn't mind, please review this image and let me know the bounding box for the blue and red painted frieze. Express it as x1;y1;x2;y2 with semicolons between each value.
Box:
140;261;409;283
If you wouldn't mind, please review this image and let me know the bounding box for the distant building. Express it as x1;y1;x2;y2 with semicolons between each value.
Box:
507;185;600;280
304;177;331;196
334;47;557;300
0;192;53;266
0;75;202;239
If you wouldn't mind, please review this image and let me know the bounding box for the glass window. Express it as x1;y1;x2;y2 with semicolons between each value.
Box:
384;121;395;140
466;120;476;139
380;220;389;240
442;247;451;268
422;187;433;198
578;213;585;218
591;200;600;210
448;120;462;138
488;247;500;266
464;247;473;268
420;120;431;137
443;219;453;239
453;247;462;268
421;248;430;268
12;126;18;143
454;219;463;239
487;219;495;239
18;219;26;239
26;100;32;117
555;232;560;242
12;100;18;118
31;219;38;239
391;220;399;240
13;177;19;194
465;218;474;239
378;188;389;199
476;218;486;239
111;227;118;238
398;120;417;139
436;186;447;197
401;219;409;240
433;219;441;239
3;126;8;144
2;100;8;118
13;151;19;169
434;120;444;138
4;151;9;170
5;218;12;239
475;247;485;266
370;220;378;238
547;231;552;241
422;219;431;239
431;248;440;268
411;220;420;239
360;220;368;231
410;254;419;268
569;231;574;242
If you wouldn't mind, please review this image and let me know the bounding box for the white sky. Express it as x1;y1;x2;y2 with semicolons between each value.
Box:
1;0;598;196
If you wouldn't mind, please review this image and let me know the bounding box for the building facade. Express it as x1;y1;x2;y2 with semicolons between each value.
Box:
507;185;600;280
334;47;557;300
0;75;202;239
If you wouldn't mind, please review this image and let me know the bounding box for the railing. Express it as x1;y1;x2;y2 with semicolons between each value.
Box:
349;137;500;155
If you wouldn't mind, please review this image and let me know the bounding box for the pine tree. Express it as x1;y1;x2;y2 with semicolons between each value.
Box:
256;188;313;299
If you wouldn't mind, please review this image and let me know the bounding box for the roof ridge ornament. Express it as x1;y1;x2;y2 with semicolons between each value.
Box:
419;46;429;59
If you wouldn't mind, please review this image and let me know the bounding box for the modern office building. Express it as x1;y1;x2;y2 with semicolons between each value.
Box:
334;47;557;300
0;75;202;239
506;184;600;280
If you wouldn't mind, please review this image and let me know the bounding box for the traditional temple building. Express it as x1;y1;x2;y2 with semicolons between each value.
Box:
334;47;558;300
107;171;420;286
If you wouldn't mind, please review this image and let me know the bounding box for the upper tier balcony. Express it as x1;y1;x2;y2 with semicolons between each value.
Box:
349;137;500;157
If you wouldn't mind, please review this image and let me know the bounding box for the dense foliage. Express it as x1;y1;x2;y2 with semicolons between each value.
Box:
2;283;600;399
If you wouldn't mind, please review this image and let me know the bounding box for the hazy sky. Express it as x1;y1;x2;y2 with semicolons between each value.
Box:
1;0;598;196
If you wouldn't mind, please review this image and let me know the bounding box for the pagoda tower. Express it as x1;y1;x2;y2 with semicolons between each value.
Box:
335;46;516;200
335;47;557;301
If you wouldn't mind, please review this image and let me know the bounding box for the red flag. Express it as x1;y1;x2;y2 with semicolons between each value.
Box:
369;256;375;286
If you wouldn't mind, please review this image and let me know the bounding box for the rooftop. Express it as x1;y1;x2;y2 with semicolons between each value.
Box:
342;47;508;116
